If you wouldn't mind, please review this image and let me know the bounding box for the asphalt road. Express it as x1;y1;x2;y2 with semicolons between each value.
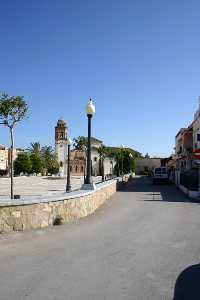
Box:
0;176;200;300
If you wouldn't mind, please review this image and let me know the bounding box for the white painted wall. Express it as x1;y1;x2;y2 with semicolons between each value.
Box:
55;140;68;176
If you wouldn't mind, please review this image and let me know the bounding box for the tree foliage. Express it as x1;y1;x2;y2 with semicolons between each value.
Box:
26;143;60;175
30;154;43;174
114;149;136;175
14;153;32;175
47;158;60;175
73;136;87;151
27;142;41;156
97;145;108;177
41;146;59;175
0;93;28;199
0;93;28;127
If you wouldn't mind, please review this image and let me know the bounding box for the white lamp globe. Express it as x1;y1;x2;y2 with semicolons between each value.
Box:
86;99;95;116
129;153;133;158
68;137;72;145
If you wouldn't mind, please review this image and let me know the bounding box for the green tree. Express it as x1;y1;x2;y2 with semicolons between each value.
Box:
113;151;121;176
30;153;43;174
14;153;32;175
114;149;136;176
73;136;87;151
98;145;108;181
41;145;53;174
47;158;60;175
28;142;41;155
0;93;28;198
41;146;59;175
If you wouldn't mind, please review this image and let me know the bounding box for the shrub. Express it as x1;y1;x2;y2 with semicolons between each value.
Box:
30;154;43;174
53;215;63;225
14;153;32;175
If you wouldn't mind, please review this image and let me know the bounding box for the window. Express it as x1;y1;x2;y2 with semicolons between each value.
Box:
197;134;200;142
60;161;63;167
94;157;97;162
75;166;78;172
155;168;161;174
81;166;84;172
70;166;72;172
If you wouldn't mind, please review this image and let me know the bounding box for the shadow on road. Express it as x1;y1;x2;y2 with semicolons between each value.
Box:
173;263;200;300
118;176;200;204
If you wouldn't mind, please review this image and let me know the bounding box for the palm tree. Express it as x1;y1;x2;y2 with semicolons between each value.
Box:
114;151;121;177
98;145;107;182
73;136;87;151
27;142;41;155
107;151;115;176
41;146;55;175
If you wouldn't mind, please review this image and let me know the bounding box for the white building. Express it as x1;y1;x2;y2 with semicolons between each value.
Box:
193;100;200;151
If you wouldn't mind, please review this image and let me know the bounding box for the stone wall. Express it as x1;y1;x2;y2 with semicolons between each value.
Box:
0;180;117;233
135;158;161;174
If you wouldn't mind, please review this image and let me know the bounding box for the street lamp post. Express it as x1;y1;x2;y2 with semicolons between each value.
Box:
82;99;96;190
120;144;124;178
66;137;72;193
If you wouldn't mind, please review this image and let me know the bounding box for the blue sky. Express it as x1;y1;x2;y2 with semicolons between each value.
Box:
0;0;200;157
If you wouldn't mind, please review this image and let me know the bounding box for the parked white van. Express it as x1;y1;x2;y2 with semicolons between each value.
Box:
152;167;169;184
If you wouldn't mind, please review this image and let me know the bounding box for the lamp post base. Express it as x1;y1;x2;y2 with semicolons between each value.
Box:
66;186;71;193
81;183;97;190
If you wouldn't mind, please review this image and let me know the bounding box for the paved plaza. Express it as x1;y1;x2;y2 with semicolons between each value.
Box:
0;175;101;199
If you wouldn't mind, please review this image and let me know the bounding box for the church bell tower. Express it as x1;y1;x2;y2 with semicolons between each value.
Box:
55;119;68;176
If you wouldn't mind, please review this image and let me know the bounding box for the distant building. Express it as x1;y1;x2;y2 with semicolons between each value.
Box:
0;145;22;175
174;100;200;173
69;137;115;176
0;145;8;174
54;118;140;177
175;124;193;172
135;157;161;174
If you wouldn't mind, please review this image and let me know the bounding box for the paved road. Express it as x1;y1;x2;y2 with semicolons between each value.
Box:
0;176;200;300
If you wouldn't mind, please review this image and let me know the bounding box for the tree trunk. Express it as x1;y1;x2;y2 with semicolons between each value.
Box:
102;158;105;182
10;127;14;199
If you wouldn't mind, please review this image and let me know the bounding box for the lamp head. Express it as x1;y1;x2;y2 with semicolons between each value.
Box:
86;99;95;116
68;137;72;146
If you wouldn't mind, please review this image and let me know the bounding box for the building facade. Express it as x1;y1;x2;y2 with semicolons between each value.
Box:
175;124;193;172
0;145;8;174
174;100;200;184
69;138;115;177
0;145;21;175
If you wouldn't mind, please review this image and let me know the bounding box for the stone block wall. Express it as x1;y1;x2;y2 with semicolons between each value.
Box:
0;180;116;233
